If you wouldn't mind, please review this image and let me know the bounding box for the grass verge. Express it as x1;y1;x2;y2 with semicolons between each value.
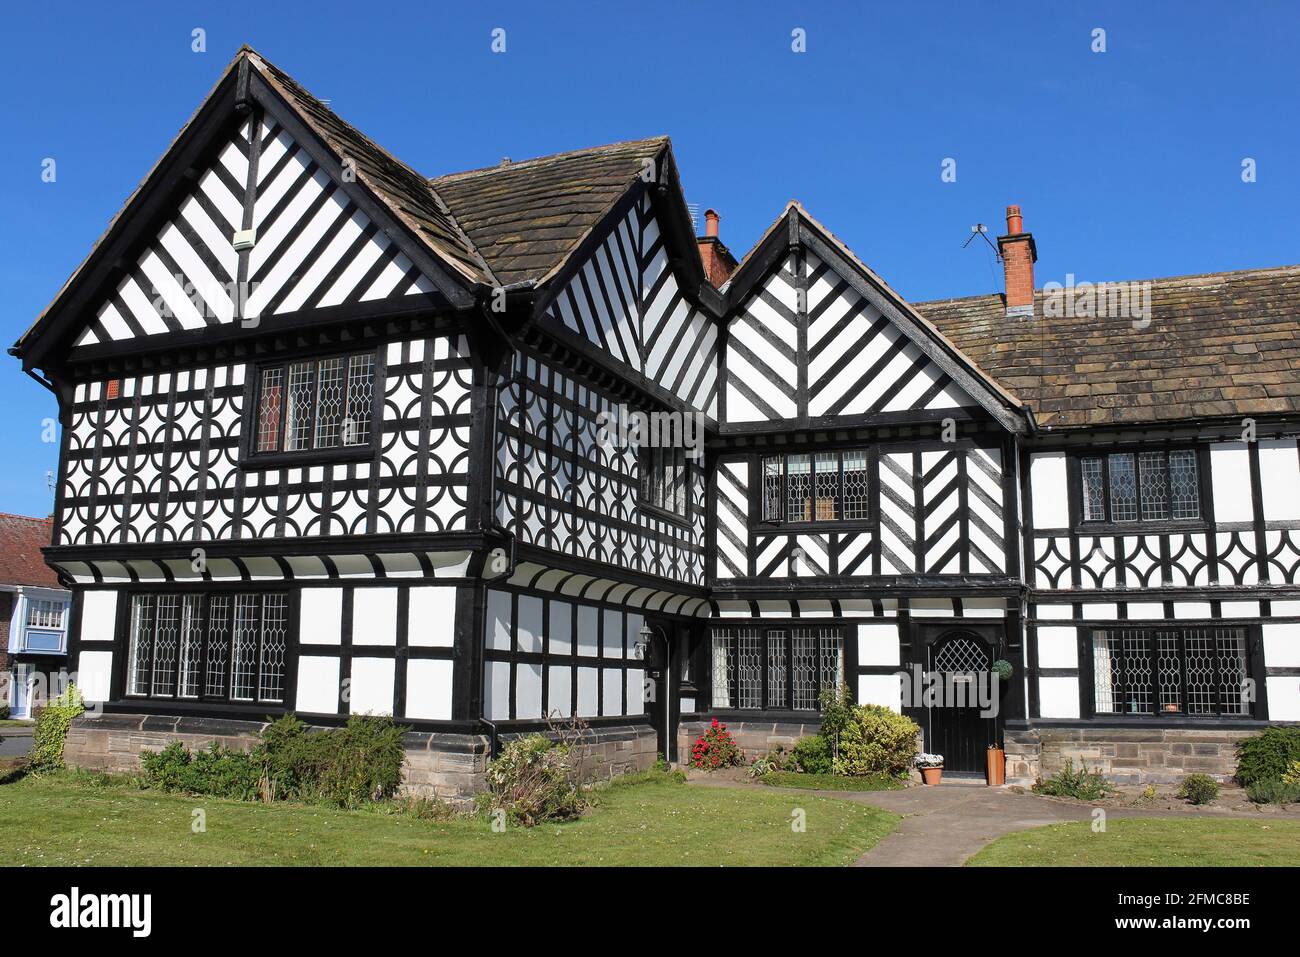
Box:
967;818;1300;867
0;769;898;867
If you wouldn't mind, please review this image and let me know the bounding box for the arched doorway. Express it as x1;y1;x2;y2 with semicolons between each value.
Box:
925;630;999;776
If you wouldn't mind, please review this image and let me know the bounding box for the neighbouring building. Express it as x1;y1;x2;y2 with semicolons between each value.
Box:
10;47;1299;794
1;513;71;719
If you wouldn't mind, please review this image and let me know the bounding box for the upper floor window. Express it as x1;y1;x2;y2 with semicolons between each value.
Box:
1080;450;1200;524
26;599;66;630
761;450;869;524
639;446;690;519
255;352;376;455
21;597;67;653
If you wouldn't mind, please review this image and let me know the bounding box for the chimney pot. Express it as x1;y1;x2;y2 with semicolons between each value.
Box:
696;208;736;287
1005;204;1023;235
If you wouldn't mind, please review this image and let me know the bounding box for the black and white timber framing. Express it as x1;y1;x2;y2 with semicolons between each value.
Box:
11;49;1299;763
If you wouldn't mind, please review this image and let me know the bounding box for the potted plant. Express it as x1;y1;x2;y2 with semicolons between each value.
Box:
916;753;944;785
987;742;1006;786
990;659;1013;690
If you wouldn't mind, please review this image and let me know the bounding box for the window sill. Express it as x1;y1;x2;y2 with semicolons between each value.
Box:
754;519;875;533
1074;520;1208;535
638;500;692;529
240;444;375;471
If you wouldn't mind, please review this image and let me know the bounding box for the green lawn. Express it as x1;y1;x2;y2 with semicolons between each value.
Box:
0;772;898;867
968;818;1300;867
762;771;905;792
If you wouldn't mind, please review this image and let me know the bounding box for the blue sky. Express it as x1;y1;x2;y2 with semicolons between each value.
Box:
2;1;1296;517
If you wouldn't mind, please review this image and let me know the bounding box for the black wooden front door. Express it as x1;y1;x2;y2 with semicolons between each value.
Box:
926;631;997;775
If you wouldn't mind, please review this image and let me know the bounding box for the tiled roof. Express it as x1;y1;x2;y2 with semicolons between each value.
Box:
0;514;60;589
914;264;1300;429
250;51;495;286
431;137;671;286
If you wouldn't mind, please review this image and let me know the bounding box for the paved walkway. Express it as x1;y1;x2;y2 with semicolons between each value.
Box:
689;776;1283;866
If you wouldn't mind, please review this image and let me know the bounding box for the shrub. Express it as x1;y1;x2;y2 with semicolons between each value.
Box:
28;684;84;774
690;718;742;770
257;714;407;807
481;733;585;826
834;705;920;777
0;703;10;720
1282;761;1300;787
1033;759;1114;801
1235;727;1300;788
787;734;833;775
140;741;261;799
1245;778;1300;805
1177;773;1220;805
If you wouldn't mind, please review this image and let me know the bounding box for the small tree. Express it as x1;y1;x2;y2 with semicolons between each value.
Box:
817;683;856;764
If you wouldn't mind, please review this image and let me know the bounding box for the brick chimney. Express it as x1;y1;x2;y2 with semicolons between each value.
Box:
997;204;1037;319
697;208;738;287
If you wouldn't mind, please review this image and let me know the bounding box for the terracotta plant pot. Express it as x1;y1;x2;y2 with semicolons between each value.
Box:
987;748;1005;786
921;766;943;786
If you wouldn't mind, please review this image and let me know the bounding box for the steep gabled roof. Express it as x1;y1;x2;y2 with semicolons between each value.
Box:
915;264;1300;429
13;46;492;370
252;52;494;286
432;137;672;286
0;514;61;589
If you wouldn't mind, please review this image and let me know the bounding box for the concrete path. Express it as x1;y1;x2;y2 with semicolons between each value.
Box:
689;776;1284;866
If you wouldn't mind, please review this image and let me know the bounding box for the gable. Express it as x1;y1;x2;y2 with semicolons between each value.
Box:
723;248;977;426
720;205;1025;432
72;115;441;352
540;194;719;420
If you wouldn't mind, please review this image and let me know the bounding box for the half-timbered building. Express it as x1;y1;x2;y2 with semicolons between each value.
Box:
12;48;1299;792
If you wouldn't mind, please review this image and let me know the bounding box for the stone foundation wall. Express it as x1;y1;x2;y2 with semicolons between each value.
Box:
1006;726;1257;785
64;713;657;803
678;719;820;763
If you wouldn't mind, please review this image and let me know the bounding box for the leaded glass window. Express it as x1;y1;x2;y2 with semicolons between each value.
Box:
1081;457;1106;522
1168;450;1200;519
638;445;689;519
126;592;290;704
1108;453;1138;522
254;351;377;455
1092;626;1251;717
1080;450;1201;524
759;450;871;525
709;625;845;711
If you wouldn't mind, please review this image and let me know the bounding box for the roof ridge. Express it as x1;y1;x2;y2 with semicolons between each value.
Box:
430;136;671;184
0;513;53;523
914;262;1300;308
